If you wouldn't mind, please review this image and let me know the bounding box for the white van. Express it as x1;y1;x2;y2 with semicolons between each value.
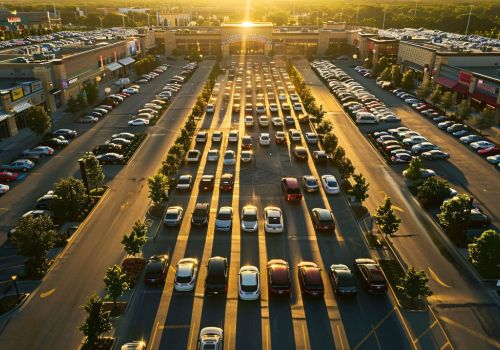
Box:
356;113;378;124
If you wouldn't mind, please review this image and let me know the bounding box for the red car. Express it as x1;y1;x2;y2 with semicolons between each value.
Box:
267;259;291;296
298;262;324;297
0;171;19;182
478;146;500;156
281;177;302;201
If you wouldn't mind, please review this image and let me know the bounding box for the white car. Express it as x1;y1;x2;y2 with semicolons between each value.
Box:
321;175;340;194
470;140;495;150
259;133;271;145
0;184;9;194
21;146;54;157
144;103;162;110
269;103;279;113
271;117;283;127
212;131;223;142
228;130;239;142
258;115;269;126
293;102;303;112
206;103;215;113
256;103;266;114
486;154;500;164
136;113;154;120
223;150;236;165
305;132;318;144
290;93;300;101
121;341;146;350
402;136;428;146
138;108;158;116
215;206;233;231
176;175;193;191
264;206;284;233
128;118;149;126
174;258;198;292
278;93;287;101
241;150;253;163
245;116;254;127
186;150;201;162
198;327;223;350
122;87;139;94
239;265;260;301
241;205;258;232
207;149;219;162
288;129;302;142
112;132;135;140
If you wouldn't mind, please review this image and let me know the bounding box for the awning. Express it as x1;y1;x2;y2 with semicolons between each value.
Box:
435;77;470;95
106;62;122;72
470;91;500;109
12;101;32;113
0;113;10;122
118;57;135;66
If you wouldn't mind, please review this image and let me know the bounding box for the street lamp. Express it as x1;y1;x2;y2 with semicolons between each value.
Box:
11;275;20;301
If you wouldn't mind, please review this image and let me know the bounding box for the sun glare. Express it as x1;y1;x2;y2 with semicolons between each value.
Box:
242;21;253;27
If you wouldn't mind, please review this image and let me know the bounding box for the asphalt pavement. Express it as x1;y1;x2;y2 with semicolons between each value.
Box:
295;58;500;350
118;57;412;350
0;60;215;349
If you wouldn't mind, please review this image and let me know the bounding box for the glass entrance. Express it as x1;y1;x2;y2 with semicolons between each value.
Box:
228;40;265;55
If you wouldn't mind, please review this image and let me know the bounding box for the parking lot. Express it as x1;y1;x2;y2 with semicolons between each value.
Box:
118;57;412;350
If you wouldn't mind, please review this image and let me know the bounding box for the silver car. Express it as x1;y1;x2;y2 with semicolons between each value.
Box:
215;206;233;231
174;258;198;292
241;205;258;232
164;206;183;226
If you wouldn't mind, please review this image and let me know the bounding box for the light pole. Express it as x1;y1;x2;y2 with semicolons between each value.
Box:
465;5;473;36
11;275;20;301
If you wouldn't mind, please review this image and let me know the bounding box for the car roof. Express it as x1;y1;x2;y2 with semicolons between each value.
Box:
302;267;322;284
283;177;299;188
314;208;332;220
265;207;281;216
195;202;209;209
177;262;195;277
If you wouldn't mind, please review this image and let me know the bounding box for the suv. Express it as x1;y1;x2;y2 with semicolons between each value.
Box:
353;258;387;294
205;257;228;295
281;177;302;201
192;203;210;226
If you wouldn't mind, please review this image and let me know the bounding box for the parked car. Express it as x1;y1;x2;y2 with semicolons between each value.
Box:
312;150;328;164
330;264;357;295
41;137;69;149
174;258;198;292
302;175;319;192
353;258;388;294
311;208;335;232
220;173;234;191
21;146;54;157
421;150;450;160
264;206;284;233
298;261;324;297
0;159;35;172
96;153;124;164
205;257;228;296
0;171;19;182
144;255;169;285
321;175;340;194
241;205;258;232
267;259;291;296
176;174;193;191
215;206;233;231
79;115;98;123
164;206;184;226
198;327;223;349
128;118;149;126
93;143;122;154
52;129;77;139
191;202;210;226
238;265;260;301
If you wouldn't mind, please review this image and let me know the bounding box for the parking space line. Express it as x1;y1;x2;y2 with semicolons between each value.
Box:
413;320;438;344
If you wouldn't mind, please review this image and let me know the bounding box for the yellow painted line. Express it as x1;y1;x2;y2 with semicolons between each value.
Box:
394;306;419;350
353;307;397;350
148;322;160;350
302;323;309;350
188;322;196;350
337;325;345;350
413;320;438;344
162;324;191;329
39;288;56;298
0;207;8;213
440;316;500;349
391;205;404;213
428;267;451;288
440;342;453;350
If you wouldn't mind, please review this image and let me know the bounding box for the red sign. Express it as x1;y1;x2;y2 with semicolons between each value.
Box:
476;79;497;95
7;16;21;23
458;71;472;85
0;26;7;31
114;50;117;62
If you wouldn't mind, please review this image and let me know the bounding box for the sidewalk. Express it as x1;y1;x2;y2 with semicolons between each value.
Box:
0;75;128;164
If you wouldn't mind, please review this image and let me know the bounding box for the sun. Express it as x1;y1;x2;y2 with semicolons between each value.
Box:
241;21;253;27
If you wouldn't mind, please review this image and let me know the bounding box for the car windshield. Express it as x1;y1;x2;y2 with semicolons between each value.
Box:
243;213;257;221
165;212;179;220
338;274;355;287
327;180;338;187
176;275;192;283
179;178;190;184
306;179;317;186
202;344;216;350
217;213;231;220
146;262;163;274
241;282;257;292
268;216;281;224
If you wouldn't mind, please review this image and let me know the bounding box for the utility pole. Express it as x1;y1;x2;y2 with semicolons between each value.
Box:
465;5;473;36
356;1;360;25
382;5;387;30
414;0;418;18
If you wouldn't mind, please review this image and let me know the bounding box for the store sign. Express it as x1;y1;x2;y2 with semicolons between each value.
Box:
31;81;43;92
10;87;24;101
458;71;472;85
21;84;31;96
7;16;21;23
61;79;69;89
477;79;497;95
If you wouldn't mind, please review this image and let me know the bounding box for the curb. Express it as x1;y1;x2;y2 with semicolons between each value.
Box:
0;293;30;320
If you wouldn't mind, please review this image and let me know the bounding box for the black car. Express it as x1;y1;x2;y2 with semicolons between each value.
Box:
467;208;491;228
312;151;328;164
205;256;228;296
41;138;69;149
96;153;124;164
192;203;210;226
93;143;123;154
144;255;169;286
199;175;215;191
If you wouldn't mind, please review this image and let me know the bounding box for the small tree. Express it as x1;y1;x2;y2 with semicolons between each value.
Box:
84;82;99;105
391;65;402;87
12;215;58;276
148;173;169;206
53;177;88;220
456;100;471;122
121;220;148;256
350;173;369;203
338;157;355;182
416;75;432;100
430;86;442;106
24;106;52;135
76;90;87;110
440;91;453;112
397;267;433;305
331;146;346;167
79;294;112;349
476;107;496;135
82;152;105;191
373;56;389;76
379;67;392;81
373;196;401;237
438;194;471;245
416;177;451;208
66;96;80;113
467;229;500;278
403;157;424;181
104;264;129;309
400;70;415;91
322;132;338;155
316;120;333;135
